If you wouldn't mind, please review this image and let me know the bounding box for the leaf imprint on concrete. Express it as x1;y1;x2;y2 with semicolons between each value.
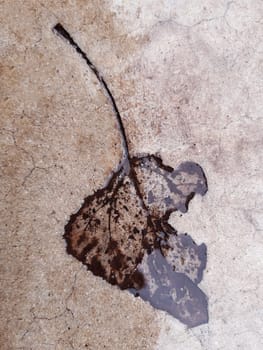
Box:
53;23;208;328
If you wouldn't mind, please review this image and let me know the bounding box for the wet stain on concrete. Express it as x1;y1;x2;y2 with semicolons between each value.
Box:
54;23;208;328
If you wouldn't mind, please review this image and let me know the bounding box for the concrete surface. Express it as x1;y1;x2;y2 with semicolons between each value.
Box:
1;1;263;349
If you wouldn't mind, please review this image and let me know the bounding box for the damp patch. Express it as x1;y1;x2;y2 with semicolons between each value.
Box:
53;23;208;328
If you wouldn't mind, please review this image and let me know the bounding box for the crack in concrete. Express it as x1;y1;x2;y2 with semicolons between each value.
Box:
20;267;82;344
149;1;235;31
2;127;62;188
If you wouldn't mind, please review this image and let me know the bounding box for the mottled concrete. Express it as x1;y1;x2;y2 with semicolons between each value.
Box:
1;1;263;349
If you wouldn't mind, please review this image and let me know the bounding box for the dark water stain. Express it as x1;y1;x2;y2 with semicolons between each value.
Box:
54;23;209;328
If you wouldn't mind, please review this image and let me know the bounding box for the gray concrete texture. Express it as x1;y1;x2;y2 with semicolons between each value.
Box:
0;1;263;349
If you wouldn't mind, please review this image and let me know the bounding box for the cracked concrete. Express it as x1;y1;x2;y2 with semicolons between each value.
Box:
1;1;263;349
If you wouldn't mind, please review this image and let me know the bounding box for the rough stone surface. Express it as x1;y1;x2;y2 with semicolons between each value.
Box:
1;1;263;349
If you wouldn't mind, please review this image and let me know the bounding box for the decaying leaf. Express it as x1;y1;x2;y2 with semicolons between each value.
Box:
64;155;208;326
54;23;209;328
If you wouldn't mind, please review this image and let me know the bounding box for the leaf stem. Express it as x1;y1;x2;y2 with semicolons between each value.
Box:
52;24;150;214
53;23;130;167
